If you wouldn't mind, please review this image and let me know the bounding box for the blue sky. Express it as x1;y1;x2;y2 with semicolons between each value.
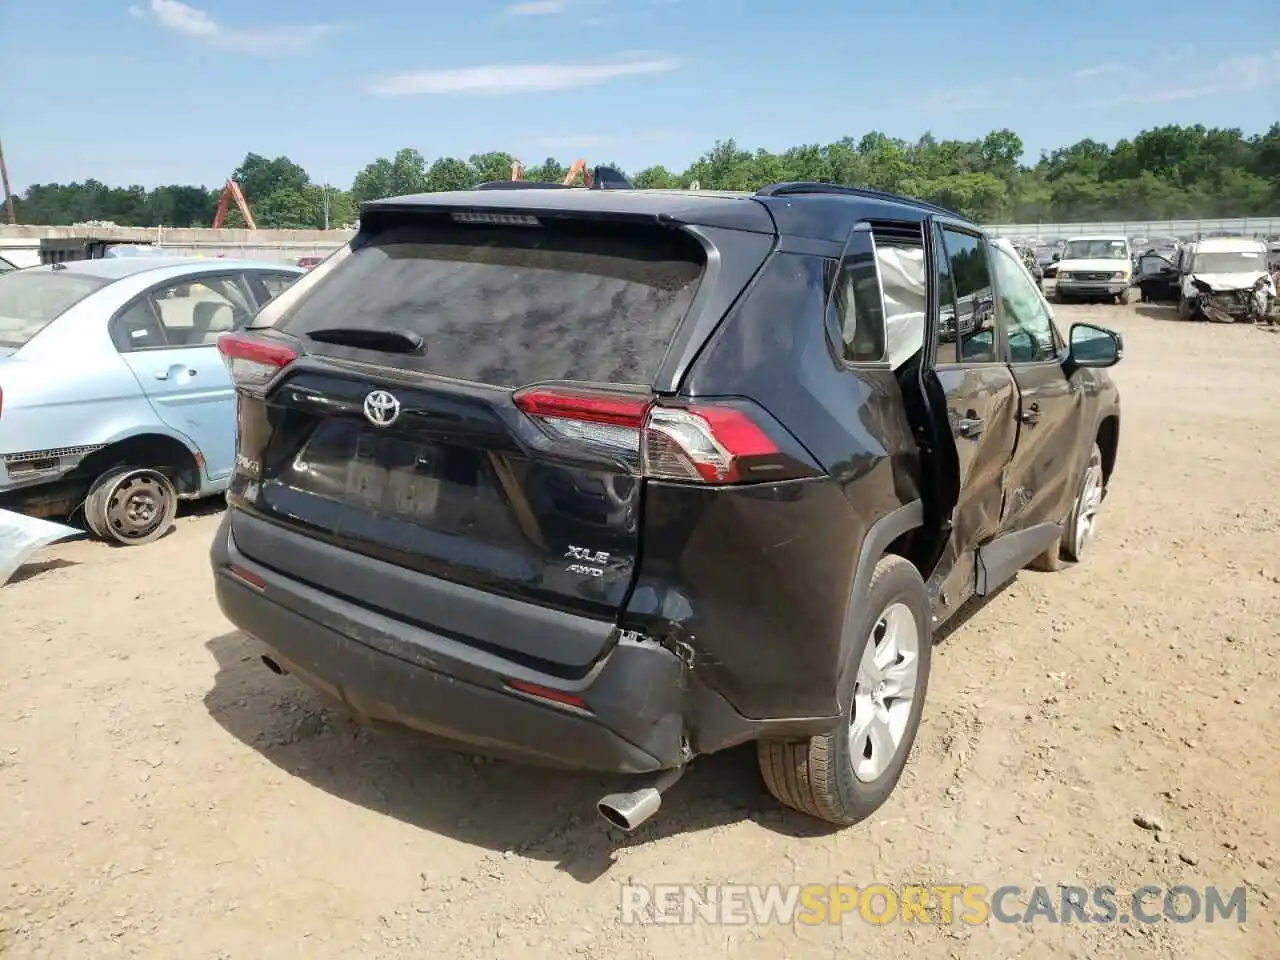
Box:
2;0;1277;192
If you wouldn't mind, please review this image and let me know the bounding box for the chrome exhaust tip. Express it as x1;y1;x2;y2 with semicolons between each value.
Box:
596;767;684;833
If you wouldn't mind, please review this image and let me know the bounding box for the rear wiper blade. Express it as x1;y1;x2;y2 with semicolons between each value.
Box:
306;326;425;354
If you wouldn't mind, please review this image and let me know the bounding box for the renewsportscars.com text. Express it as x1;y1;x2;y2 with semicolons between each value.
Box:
620;883;1248;926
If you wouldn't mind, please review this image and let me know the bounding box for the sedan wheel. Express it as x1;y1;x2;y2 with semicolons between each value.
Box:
84;466;178;547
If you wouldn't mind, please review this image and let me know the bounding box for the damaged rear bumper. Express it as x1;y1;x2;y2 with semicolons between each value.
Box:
210;511;832;774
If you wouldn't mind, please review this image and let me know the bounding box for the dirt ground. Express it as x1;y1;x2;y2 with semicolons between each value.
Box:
2;301;1278;959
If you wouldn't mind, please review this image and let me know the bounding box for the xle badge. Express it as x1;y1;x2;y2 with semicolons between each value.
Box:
565;545;610;578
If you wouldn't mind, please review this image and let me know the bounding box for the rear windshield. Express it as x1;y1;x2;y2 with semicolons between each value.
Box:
269;219;706;388
0;270;110;348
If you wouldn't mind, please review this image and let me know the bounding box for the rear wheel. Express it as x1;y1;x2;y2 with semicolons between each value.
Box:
1028;443;1104;571
83;466;178;546
758;555;932;826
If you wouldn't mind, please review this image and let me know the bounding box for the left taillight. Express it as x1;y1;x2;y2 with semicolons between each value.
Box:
513;386;819;485
216;333;297;394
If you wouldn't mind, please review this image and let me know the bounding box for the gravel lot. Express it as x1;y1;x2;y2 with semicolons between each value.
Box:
2;302;1278;959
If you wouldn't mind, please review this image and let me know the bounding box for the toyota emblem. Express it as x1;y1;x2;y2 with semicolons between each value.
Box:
363;390;401;427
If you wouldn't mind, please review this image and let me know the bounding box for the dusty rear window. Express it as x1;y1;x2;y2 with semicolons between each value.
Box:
269;219;706;388
0;270;110;348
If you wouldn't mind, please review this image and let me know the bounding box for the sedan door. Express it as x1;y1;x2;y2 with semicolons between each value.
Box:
111;273;256;483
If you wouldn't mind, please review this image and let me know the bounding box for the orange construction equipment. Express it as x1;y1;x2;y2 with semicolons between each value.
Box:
211;179;257;230
509;158;595;188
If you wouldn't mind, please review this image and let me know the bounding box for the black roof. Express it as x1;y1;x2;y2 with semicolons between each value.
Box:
361;183;976;244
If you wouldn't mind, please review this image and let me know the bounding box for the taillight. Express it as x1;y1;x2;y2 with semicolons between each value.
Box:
513;386;813;485
217;333;297;393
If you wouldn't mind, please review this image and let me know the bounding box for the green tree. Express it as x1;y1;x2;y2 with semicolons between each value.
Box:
10;122;1280;228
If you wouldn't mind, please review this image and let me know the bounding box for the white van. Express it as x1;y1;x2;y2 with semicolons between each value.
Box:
1053;236;1134;304
1174;236;1270;321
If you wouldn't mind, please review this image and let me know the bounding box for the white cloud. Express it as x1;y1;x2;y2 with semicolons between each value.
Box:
1074;63;1123;79
129;0;337;56
1099;49;1279;105
368;55;679;96
505;0;566;13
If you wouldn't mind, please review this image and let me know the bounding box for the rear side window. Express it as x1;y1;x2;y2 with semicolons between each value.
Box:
0;270;109;348
273;219;706;388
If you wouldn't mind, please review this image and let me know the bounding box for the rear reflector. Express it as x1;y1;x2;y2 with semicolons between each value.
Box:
505;679;590;710
227;564;266;590
513;386;790;485
217;333;298;393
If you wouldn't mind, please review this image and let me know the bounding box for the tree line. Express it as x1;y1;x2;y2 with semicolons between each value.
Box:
8;123;1279;230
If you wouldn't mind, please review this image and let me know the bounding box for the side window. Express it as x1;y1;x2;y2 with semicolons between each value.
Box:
826;235;887;364
110;300;167;352
939;228;997;363
990;245;1057;363
149;275;255;347
825;225;928;368
244;271;299;307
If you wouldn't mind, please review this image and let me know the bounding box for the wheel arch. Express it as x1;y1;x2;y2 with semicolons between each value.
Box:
838;500;926;690
73;431;204;496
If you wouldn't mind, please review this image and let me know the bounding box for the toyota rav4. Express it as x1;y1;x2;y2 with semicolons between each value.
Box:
210;182;1122;831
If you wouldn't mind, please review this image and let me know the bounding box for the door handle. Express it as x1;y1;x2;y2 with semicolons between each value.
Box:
957;416;985;438
1020;402;1041;425
155;367;197;381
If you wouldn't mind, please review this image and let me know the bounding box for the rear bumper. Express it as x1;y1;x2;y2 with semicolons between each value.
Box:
211;512;829;774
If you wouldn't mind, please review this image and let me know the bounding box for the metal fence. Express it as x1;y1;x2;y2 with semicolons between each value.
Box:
983;217;1280;241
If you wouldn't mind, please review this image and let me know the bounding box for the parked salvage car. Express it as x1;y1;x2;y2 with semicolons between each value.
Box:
1174;237;1273;322
211;184;1122;830
0;258;303;544
1054;236;1137;303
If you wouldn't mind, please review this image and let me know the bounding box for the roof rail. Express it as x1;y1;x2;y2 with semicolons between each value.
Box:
755;181;963;219
475;179;575;191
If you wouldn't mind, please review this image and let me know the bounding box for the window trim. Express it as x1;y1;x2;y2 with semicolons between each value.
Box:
823;222;894;371
988;242;1063;367
930;222;1004;368
109;271;256;354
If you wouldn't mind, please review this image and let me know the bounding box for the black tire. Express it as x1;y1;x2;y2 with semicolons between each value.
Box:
83;466;178;546
1028;443;1104;571
757;555;932;826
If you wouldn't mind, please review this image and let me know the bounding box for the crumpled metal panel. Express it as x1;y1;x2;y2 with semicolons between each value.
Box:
0;508;83;586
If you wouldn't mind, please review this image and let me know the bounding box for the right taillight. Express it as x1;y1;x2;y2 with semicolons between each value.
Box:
513;386;816;485
217;333;297;393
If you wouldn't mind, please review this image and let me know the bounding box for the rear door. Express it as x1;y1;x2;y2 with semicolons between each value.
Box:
230;210;715;630
925;223;1019;586
113;273;256;481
